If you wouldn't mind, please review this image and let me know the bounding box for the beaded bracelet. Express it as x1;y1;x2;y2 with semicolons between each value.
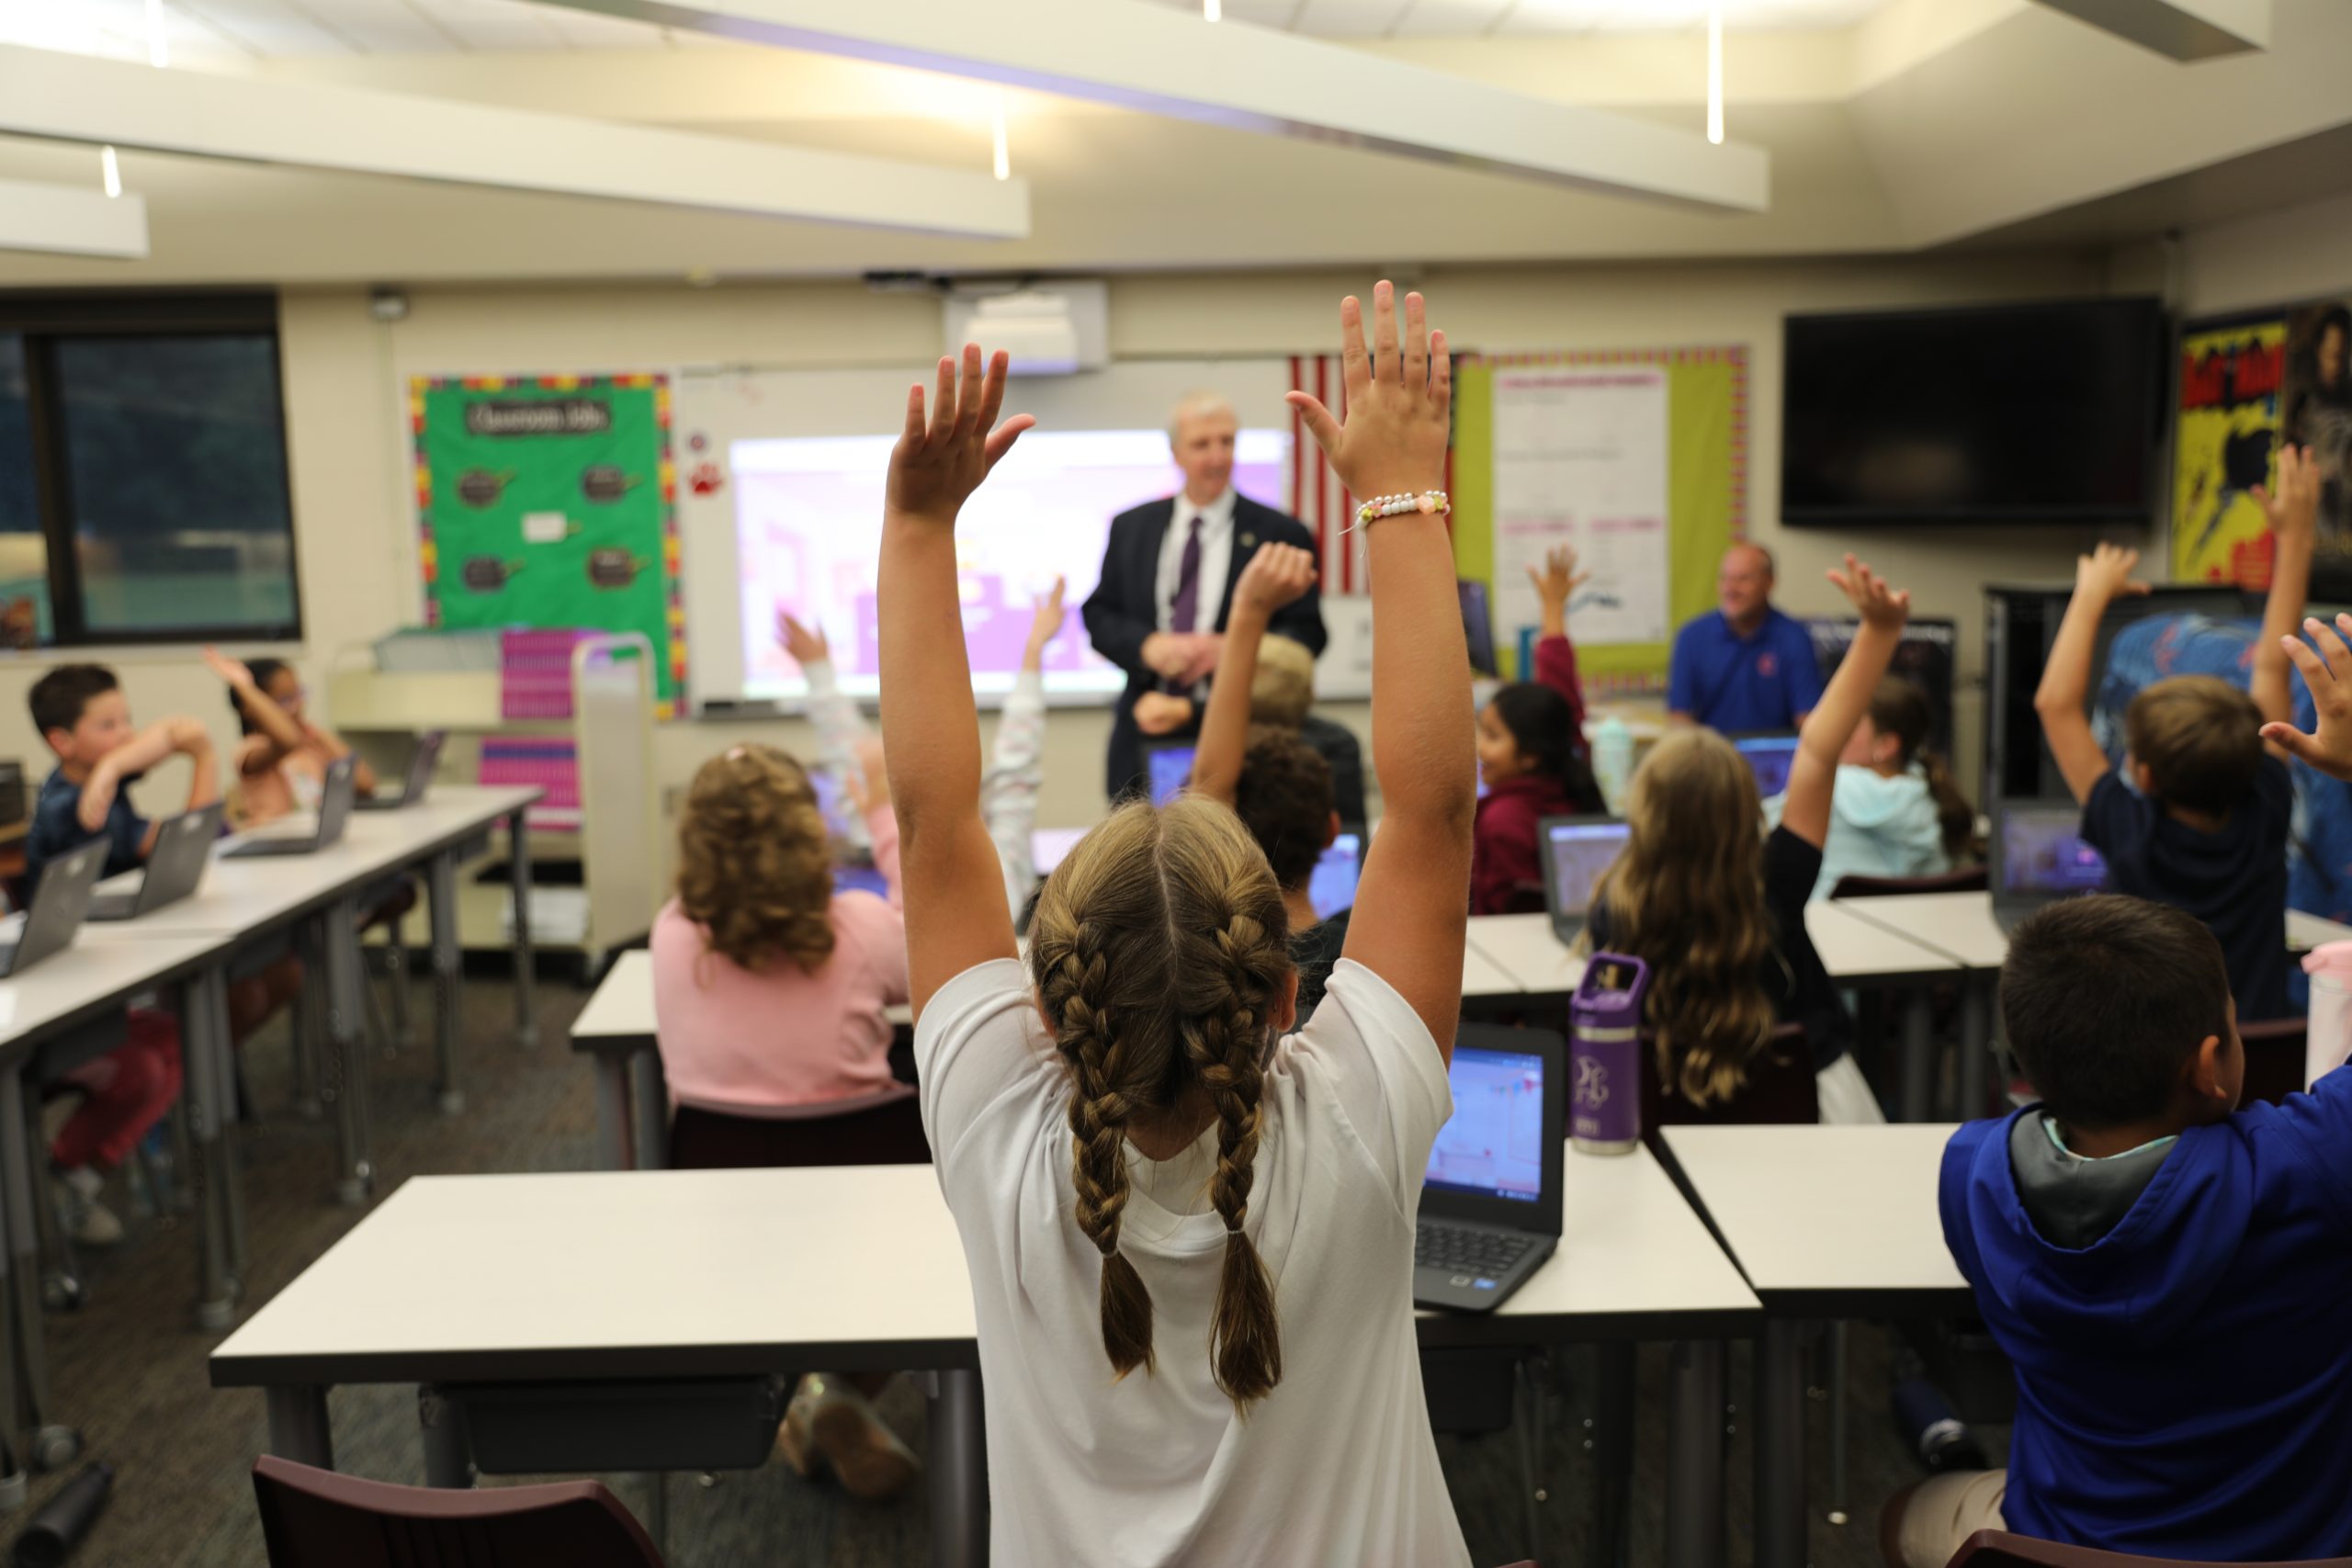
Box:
1347;490;1451;532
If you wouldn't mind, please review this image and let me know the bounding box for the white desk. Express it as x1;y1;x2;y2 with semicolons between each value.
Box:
1661;1124;1971;1568
1465;913;1583;996
216;1151;1757;1568
2288;908;2352;953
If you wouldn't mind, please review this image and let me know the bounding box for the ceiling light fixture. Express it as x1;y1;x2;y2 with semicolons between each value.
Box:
1706;4;1723;146
991;93;1010;181
146;0;169;66
100;145;120;198
1204;0;1221;21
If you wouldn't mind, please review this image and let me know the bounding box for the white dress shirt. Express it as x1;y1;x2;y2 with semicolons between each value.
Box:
1153;488;1238;635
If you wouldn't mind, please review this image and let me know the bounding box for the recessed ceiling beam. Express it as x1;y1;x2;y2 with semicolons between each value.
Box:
2032;0;2270;60
0;43;1029;238
534;0;1770;210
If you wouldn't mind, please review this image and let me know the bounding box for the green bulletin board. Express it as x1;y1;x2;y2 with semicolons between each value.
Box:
412;373;684;713
1451;348;1746;695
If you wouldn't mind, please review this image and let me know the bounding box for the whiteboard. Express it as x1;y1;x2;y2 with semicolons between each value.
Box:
675;359;1296;710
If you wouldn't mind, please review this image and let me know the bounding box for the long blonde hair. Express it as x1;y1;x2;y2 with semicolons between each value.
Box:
674;744;839;975
1589;729;1779;1108
1026;797;1294;1408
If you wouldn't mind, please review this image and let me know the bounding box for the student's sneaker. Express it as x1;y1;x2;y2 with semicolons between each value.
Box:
774;1374;919;1502
53;1167;123;1247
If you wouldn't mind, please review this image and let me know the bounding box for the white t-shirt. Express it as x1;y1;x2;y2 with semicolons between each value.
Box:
916;955;1470;1568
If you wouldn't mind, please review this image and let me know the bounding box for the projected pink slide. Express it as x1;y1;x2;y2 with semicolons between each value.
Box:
731;429;1289;699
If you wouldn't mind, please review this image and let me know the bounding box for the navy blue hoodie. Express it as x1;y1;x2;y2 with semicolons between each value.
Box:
1940;1069;2352;1559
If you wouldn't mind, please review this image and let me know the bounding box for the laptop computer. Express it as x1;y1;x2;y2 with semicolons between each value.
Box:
1730;732;1803;798
1307;832;1362;921
1458;580;1498;679
354;730;447;812
0;840;106;978
1537;815;1633;946
1032;827;1087;879
1141;741;1196;808
87;802;224;921
224;756;356;859
1991;801;2109;933
1414;1023;1566;1313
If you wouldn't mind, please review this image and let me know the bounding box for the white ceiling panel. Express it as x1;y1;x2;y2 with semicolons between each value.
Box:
289;0;465;52
1388;0;1515;36
1291;0;1414;34
176;0;364;54
1143;0;1892;33
540;6;680;47
401;0;566;50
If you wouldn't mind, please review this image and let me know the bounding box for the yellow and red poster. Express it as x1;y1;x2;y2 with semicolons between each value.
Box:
2174;316;2287;588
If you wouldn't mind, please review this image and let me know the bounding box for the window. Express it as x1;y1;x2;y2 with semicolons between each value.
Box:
0;295;300;647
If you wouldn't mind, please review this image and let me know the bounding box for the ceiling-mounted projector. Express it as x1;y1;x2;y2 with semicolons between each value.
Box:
944;281;1107;376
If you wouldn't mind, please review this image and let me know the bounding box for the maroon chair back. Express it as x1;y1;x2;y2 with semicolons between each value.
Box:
1947;1528;2352;1568
668;1085;931;1169
1498;880;1549;917
1830;865;1988;899
1640;1022;1816;1152
253;1455;663;1568
2237;1017;2310;1108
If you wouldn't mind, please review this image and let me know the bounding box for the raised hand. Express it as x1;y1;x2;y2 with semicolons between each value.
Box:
1283;281;1450;503
1026;577;1068;655
1826;553;1911;632
202;646;254;690
1527;545;1591;615
2263;614;2352;782
1233;543;1317;620
776;610;830;666
2075;542;2149;604
2256;444;2322;543
886;344;1035;527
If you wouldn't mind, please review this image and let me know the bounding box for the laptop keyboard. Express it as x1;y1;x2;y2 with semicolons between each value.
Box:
1415;1223;1536;1275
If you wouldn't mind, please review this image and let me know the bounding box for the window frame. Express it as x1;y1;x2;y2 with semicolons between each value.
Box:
0;290;304;649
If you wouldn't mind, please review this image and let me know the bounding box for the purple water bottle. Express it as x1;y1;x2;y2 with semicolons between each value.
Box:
1571;953;1650;1156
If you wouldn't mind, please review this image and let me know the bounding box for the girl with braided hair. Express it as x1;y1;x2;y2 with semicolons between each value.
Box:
884;285;1477;1564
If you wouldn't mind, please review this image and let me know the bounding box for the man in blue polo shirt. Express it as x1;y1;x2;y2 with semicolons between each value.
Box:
1668;544;1823;732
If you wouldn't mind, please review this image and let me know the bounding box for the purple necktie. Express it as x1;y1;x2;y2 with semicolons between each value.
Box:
1169;515;1204;634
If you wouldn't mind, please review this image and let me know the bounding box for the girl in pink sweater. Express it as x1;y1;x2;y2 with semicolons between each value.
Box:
650;743;908;1111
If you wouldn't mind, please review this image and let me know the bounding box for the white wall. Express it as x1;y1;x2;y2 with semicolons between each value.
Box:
2;241;2275;827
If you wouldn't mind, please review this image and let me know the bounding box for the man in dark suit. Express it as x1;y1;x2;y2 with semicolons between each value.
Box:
1084;391;1327;800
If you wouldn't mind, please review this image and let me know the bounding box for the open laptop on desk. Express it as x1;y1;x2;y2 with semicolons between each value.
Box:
1537;816;1631;945
1991;801;2108;933
1308;832;1361;920
0;840;105;977
1730;733;1802;798
1140;742;1195;808
88;802;223;920
1415;1024;1566;1312
224;756;356;859
354;730;447;812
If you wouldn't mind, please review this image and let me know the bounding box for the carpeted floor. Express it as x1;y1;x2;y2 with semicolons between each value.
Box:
9;961;2001;1568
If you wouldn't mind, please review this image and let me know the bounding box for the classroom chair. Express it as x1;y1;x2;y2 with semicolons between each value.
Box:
1827;866;1988;900
251;1455;665;1568
667;1084;931;1169
1639;1022;1816;1145
1944;1529;2352;1568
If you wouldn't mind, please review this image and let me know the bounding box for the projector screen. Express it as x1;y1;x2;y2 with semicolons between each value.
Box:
677;359;1300;709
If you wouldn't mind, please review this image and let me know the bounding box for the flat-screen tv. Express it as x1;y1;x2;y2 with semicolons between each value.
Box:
1781;299;2167;525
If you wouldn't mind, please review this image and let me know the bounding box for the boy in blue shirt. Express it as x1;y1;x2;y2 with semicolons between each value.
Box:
1666;545;1824;733
1898;894;2352;1564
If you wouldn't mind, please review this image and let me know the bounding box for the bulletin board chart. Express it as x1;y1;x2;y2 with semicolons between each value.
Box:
411;373;685;715
1451;348;1746;696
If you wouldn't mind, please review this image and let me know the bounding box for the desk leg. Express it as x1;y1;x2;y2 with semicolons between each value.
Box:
175;973;237;1330
1589;1344;1634;1568
324;901;374;1208
509;810;537;1049
594;1055;632;1171
426;851;464;1115
266;1384;333;1470
0;1068;38;1493
1958;978;1992;1121
928;1369;988;1568
1756;1320;1808;1568
1899;991;1935;1123
1662;1340;1726;1568
628;1048;668;1172
194;967;249;1284
418;1386;472;1488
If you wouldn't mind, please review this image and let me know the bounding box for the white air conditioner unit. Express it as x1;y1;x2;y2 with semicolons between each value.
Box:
944;281;1109;377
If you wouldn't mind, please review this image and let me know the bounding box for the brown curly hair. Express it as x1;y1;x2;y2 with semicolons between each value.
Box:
1028;797;1295;1409
674;744;839;975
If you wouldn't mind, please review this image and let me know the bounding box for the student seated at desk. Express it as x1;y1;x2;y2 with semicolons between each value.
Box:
1584;556;1913;1127
1187;544;1350;1020
1904;895;2352;1564
209;650;378;826
2033;453;2320;1023
1472;544;1606;913
1131;631;1369;832
23;665;209;1247
884;288;1477;1564
1767;676;1975;901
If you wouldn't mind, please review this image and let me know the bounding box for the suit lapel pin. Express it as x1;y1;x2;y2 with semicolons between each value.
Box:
1241;533;1257;548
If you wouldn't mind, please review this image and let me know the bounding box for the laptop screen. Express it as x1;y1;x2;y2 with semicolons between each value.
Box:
1734;734;1802;798
1032;827;1087;878
1425;1046;1546;1203
1546;819;1630;919
2002;807;2108;896
1145;745;1196;807
1307;832;1362;921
